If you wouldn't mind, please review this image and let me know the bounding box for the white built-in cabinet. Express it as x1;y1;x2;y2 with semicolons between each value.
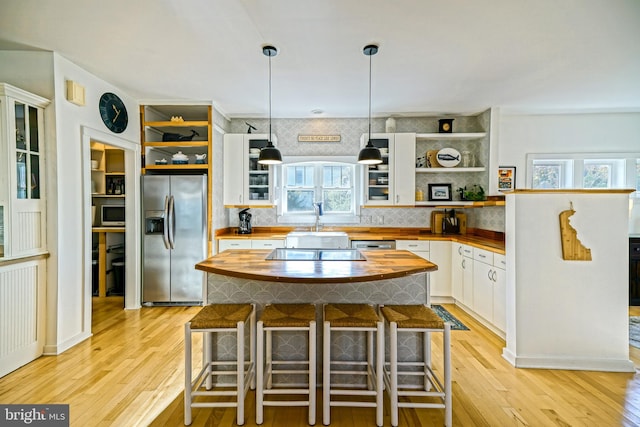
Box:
223;134;277;207
396;240;451;298
451;243;474;308
0;83;49;259
362;133;415;206
0;83;49;378
218;239;284;253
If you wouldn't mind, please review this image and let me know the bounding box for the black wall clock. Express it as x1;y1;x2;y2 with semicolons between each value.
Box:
99;92;128;133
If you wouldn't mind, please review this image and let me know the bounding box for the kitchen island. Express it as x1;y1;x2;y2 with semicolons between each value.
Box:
196;248;437;313
196;249;438;375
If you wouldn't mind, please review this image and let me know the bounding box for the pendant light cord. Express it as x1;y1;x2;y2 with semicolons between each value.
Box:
269;52;272;142
368;50;372;143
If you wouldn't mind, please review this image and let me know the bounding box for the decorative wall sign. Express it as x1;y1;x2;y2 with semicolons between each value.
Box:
297;135;341;142
498;166;516;191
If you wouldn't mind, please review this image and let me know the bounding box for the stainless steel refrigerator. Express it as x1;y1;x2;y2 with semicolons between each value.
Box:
142;175;206;304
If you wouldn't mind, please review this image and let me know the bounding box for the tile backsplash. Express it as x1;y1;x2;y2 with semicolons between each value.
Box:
224;113;505;232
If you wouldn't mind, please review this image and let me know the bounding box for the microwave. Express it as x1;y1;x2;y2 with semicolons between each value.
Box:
101;204;125;226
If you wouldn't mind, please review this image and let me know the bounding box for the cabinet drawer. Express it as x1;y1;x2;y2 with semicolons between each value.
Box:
473;248;494;264
493;253;506;269
251;239;284;249
461;245;473;258
218;239;251;251
396;240;430;252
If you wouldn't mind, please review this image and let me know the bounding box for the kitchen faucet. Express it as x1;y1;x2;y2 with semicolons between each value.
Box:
313;202;323;232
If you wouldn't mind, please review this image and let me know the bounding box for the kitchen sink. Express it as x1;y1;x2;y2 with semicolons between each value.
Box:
265;248;366;261
285;231;350;249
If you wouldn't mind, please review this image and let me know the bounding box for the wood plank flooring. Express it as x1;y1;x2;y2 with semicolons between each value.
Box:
0;298;639;426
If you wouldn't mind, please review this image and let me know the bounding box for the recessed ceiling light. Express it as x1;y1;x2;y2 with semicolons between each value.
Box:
311;109;324;115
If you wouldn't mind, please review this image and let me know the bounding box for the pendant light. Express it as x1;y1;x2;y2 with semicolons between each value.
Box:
258;45;282;165
358;44;382;165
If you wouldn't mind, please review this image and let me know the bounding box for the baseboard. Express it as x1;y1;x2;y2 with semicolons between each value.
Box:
430;296;454;304
43;331;92;355
502;349;635;372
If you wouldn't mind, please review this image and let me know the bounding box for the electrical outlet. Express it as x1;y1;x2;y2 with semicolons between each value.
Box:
373;215;384;225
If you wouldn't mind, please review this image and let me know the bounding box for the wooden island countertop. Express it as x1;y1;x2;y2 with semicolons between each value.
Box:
195;249;437;284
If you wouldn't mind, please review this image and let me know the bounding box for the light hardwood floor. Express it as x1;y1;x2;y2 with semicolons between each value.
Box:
1;298;640;426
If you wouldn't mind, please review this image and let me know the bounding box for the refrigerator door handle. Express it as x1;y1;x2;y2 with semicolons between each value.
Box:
168;195;176;249
162;195;170;249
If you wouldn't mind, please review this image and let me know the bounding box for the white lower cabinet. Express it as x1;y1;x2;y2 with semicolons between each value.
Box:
397;240;451;299
218;239;284;253
428;241;451;298
492;254;506;332
452;243;473;308
251;239;285;250
472;248;505;334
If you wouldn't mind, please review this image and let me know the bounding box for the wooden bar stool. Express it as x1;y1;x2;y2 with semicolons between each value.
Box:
380;304;452;427
322;303;384;427
256;303;316;425
184;303;256;426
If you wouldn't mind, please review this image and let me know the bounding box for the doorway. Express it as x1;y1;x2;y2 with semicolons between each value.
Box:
82;126;141;322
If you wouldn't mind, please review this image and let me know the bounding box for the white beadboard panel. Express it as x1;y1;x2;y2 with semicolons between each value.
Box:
0;260;45;378
15;210;42;252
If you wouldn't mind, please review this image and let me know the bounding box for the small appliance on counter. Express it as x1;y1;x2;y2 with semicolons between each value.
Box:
238;208;252;234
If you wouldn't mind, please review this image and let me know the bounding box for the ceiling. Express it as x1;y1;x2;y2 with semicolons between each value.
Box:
1;0;639;118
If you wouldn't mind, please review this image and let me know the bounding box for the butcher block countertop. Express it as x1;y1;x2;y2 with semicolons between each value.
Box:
195;249;437;284
216;227;505;254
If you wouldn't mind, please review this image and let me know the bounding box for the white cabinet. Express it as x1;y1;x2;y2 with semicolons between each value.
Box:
492;253;506;332
218;238;284;253
218;239;251;252
428;241;451;298
451;243;473;308
397;240;451;300
250;239;285;250
472;247;506;333
0;83;49;258
362;133;415;206
223;134;277;206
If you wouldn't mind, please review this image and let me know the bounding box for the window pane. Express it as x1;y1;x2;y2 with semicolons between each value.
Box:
30;154;40;199
287;166;314;187
323;166;352;188
532;164;561;189
16;152;27;199
29;106;39;152
287;190;314;212
15;103;26;150
323;190;352;212
583;162;611;188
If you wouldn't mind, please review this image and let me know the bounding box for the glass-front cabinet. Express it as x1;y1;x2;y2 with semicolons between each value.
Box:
223;133;277;206
0;83;49;258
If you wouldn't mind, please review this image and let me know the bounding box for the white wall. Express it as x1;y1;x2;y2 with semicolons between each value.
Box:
504;190;633;372
0;50;140;354
497;111;640;190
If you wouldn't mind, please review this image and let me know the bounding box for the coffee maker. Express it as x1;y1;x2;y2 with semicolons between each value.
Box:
238;208;252;234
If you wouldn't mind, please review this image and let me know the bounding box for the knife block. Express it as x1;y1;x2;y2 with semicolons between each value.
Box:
430;211;467;234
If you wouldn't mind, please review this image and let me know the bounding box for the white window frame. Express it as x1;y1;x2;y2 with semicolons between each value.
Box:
276;156;361;224
527;152;639;192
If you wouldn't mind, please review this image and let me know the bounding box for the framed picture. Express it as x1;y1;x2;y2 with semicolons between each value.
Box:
428;183;452;201
498;166;516;191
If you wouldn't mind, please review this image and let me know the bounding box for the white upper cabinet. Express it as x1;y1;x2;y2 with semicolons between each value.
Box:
223;134;277;207
0;83;49;258
362;133;415;206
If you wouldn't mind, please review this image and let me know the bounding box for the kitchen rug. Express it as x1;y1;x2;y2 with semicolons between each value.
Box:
630;317;640;348
432;305;469;331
